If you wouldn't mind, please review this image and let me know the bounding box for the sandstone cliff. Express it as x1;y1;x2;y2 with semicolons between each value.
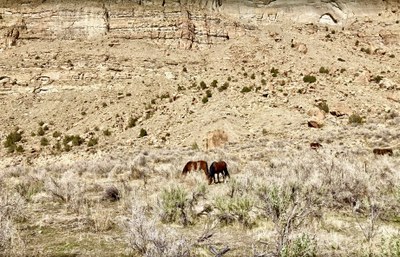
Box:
1;0;397;49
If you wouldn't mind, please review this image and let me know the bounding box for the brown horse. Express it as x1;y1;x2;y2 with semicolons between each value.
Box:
182;160;212;184
209;161;230;184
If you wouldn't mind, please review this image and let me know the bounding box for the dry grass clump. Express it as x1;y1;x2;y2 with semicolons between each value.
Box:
124;205;192;257
44;173;88;214
0;190;26;256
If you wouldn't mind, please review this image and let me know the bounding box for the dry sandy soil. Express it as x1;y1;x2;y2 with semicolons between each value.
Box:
0;1;399;256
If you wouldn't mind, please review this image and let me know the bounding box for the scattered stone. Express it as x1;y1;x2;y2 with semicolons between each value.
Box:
308;119;324;128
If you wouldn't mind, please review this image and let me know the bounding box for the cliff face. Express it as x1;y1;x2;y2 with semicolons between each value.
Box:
0;0;397;49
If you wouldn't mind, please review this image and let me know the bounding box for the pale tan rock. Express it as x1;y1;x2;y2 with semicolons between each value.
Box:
205;129;229;150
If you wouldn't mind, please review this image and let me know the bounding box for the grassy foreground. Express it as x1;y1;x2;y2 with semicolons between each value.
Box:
1;145;399;256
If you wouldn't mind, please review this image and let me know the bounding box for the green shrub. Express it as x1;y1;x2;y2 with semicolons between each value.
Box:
214;196;254;228
241;86;252;93
200;81;207;90
40;137;49;146
63;135;83;146
182;67;187;72
218;82;229;92
72;135;83;146
38;121;45;126
52;131;61;138
87;137;98;147
4;130;22;149
250;73;256;79
261;79;267;85
160;92;170;99
271;67;279;77
280;234;317;257
317;102;329;113
64;144;71;152
127;116;138;128
210;80;218;88
303;75;317;83
319;67;329;74
349;113;364;124
202;96;208;103
206;90;212;98
380;235;400;257
103;129;111;136
37;127;45;136
55;142;61;151
15;145;24;153
159;186;189;224
191;142;199;150
361;47;371;54
139;128;148;138
15;179;44;202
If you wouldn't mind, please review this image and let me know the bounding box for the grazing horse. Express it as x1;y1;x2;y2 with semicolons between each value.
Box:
209;161;230;184
182;160;212;184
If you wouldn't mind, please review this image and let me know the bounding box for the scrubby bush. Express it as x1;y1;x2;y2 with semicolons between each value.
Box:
52;131;61;138
303;75;317;83
200;81;207;90
250;73;256;79
261;79;267;85
349;113;364;124
241;86;252;93
319;67;329;74
218;82;229;92
103;129;111;136
271;67;279;77
159;186;189;225
127;116;138;128
40;137;49;146
361;47;372;54
206;90;212;98
214;196;254;228
210;80;218;88
87;137;98;147
139;128;148;138
125;206;192;257
380;235;400;257
37;127;45;136
258;184;319;256
202;96;208;104
317;102;329;113
4;130;22;153
280;233;317;257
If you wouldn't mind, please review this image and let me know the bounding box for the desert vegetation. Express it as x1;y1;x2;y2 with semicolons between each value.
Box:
0;145;399;256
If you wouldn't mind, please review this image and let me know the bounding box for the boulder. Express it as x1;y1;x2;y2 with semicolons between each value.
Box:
205;129;229;150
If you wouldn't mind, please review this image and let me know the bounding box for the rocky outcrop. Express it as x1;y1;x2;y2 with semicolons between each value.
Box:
0;3;234;49
1;0;396;49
